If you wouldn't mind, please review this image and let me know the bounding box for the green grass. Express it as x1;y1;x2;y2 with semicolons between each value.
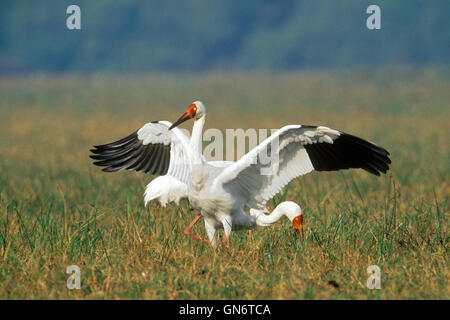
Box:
0;69;448;299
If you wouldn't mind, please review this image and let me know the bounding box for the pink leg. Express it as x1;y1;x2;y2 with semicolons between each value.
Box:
222;232;230;247
184;214;208;243
221;232;245;254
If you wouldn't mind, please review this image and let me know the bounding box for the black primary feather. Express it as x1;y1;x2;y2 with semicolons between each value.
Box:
303;130;391;176
90;130;171;176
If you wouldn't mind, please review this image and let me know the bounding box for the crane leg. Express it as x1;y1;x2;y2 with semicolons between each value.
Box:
221;217;232;248
220;219;246;254
204;219;218;248
222;233;230;247
183;214;208;243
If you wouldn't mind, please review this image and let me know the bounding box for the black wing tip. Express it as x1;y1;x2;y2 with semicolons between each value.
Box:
102;166;122;173
339;132;392;176
89;154;103;161
89;128;171;176
90;157;118;173
305;130;392;177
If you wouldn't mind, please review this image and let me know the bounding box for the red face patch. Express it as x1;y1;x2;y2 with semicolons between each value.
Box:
293;215;303;229
186;103;197;118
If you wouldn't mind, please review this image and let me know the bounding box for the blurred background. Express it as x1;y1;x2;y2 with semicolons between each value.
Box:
0;1;449;299
0;0;449;73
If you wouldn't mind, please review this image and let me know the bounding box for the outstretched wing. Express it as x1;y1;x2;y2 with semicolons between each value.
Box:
213;125;391;210
90;121;191;183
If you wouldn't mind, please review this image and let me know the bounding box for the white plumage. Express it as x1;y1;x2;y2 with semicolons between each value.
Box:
91;101;391;248
143;161;233;207
144;175;187;207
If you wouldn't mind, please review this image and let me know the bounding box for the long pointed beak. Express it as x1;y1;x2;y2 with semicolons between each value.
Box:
169;112;190;130
292;215;304;240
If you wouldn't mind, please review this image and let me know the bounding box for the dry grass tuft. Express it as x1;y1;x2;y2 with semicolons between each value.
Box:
0;70;448;299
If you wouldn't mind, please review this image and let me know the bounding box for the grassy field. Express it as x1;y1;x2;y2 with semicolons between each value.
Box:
0;70;448;299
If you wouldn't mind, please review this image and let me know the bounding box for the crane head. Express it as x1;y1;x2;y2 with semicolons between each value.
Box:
169;101;205;130
292;215;303;240
276;201;303;240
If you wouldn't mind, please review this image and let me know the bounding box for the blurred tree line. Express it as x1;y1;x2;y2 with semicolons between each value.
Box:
0;0;448;73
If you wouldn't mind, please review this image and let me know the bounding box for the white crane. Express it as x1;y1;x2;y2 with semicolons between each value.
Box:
90;101;391;247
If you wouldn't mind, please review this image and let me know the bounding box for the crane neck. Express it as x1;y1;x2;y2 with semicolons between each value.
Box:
190;115;206;167
252;201;302;227
253;206;285;226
